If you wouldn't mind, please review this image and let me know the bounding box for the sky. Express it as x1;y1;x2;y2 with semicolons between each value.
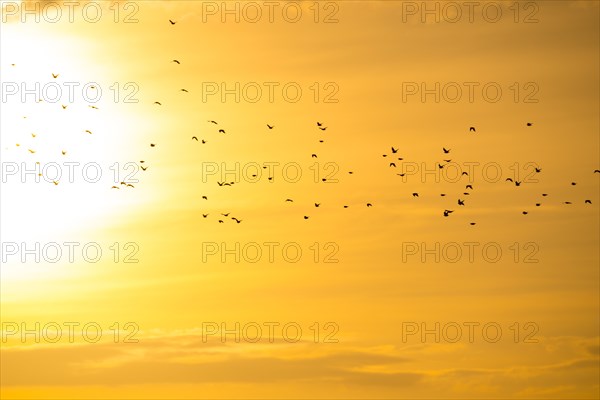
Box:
0;0;599;398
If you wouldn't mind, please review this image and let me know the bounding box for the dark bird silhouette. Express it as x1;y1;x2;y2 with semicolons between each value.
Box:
311;154;317;158
141;166;147;171
169;19;176;24
542;193;548;196
458;199;465;206
126;184;134;188
366;203;373;207
585;200;592;204
202;196;208;200
522;211;528;215
222;213;230;217
85;130;92;134
232;218;242;223
203;214;208;218
443;147;450;154
61;105;67;109
594;170;600;173
466;185;473;190
390;162;396;167
172;60;180;64
89;105;99;109
535;203;541;207
438;164;445;169
180;89;188;92
319;127;327;131
535;167;541;173
218;129;225;134
564;201;572;204
304;216;309;220
382;154;388;157
440;193;446;196
571;182;576;186
267;124;274;129
391;147;398;153
285;199;294;202
150;143;156;147
315;203;320;207
317;122;323;127
208;120;218;124
470;222;476;226
140;160;145;163
515;181;521;186
462;172;468;176
412;193;419;197
62;150;66;155
343;205;349;208
192;136;198;141
111;186;119;189
218;220;224;223
154;102;162;105
463;192;470;196
319;140;324;143
201;140;206;144
443;210;453;217
469;127;476;132
527;122;532;126
397;173;405;177
52;73;59;78
443;159;452;163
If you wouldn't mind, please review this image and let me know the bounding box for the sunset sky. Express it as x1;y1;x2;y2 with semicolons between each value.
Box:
1;0;599;398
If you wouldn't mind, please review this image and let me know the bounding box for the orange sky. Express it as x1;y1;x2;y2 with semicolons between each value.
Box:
1;0;599;398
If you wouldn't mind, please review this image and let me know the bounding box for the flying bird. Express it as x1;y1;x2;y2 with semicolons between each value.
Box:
515;181;521;186
466;185;473;190
285;199;294;202
232;218;242;223
218;129;226;134
522;211;528;215
85;130;92;134
527;122;532;126
61;105;67;109
412;193;419;197
221;213;230;217
141;166;148;171
61;151;66;155
304;216;309;220
389;162;396;167
154;102;162;105
469;127;476;132
169;19;176;24
314;203;321;207
202;196;207;200
443;210;453;217
317;122;323;127
366;203;373;207
172;60;180;64
571;182;576;186
192;136;198;141
443;147;450;153
180;89;188;92
311;154;317;158
267;124;274;129
535;167;541;173
150;143;156;147
52;73;59;78
319;127;327;131
391;147;398;153
585;200;592;204
203;214;208;218
208;120;218;124
458;199;465;206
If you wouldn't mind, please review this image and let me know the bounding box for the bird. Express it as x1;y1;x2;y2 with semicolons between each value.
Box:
458;199;465;206
61;105;67;109
571;182;576;186
527;122;532;126
232;218;242;224
463;192;470;196
522;211;528;215
150;143;156;147
169;19;176;24
319;127;327;131
192;136;198;141
89;105;99;109
61;150;66;155
438;164;445;169
126;184;134;188
304;216;309;220
506;178;514;182
52;73;59;78
111;186;119;189
542;193;548;197
180;89;188;92
317;122;323;127
470;222;476;226
443;147;450;153
319;140;324;143
343;205;349;208
85;130;92;134
469;127;476;132
141;166;148;171
535;167;541;173
515;181;521;186
585;200;592;204
461;172;468;176
412;193;419;197
382;154;387;157
366;203;373;207
311;154;317;158
172;59;180;64
285;199;294;202
594;169;600;173
397;173;405;177
53;181;59;185
443;210;453;217
348;171;354;174
154;102;162;105
389;162;396;167
218;129;225;134
31;133;36;138
221;213;230;217
202;214;208;218
564;201;572;205
28;149;35;154
218;220;224;223
391;147;398;153
535;203;541;207
440;193;446;197
315;203;321;207
208;120;218;124
466;184;473;190
267;124;274;129
201;140;206;144
443;159;452;163
202;196;208;200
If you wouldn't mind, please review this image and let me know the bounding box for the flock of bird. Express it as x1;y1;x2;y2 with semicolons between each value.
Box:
6;18;599;227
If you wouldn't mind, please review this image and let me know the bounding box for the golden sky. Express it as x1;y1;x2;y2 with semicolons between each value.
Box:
0;0;599;398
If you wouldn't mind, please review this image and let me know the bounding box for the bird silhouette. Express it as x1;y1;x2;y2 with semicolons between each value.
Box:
85;130;92;134
201;140;206;144
366;203;373;207
443;159;452;163
470;222;476;226
111;186;119;189
319;127;327;131
285;199;294;202
315;203;321;207
61;150;66;155
169;19;176;24
535;167;541;173
219;129;225;134
317;122;323;127
466;184;473;190
141;166;148;171
172;60;180;64
304;216;309;219
222;213;230;217
515;181;521;186
391;147;398;153
150;143;156;147
443;210;453;217
438;164;445;169
412;193;419;197
208;120;218;124
203;214;209;218
585;200;592;204
564;201;572;204
542;193;548;196
458;199;465;206
180;89;188;92
154;102;162;105
571;182;576;186
443;147;450;153
312;154;317;158
202;196;208;200
594;170;600;173
61;105;67;109
469;127;476;132
535;203;541;207
218;220;224;223
389;162;396;167
267;124;274;129
522;211;528;215
192;136;198;141
527;122;532;126
232;218;242;223
397;173;405;177
52;73;59;78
